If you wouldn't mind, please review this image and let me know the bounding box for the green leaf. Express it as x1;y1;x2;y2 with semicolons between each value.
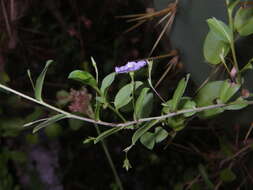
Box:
132;120;158;145
154;127;168;143
171;74;190;111
203;31;230;64
35;60;53;101
91;57;98;82
166;116;186;131
207;18;233;43
220;168;236;182
181;98;197;117
140;132;155;150
194;81;224;118
240;58;253;73
227;0;240;12
32;114;67;133
135;88;151;119
114;81;143;110
219;80;240;103
94;126;124;144
68;70;97;89
100;72;116;94
224;97;248;110
139;93;153;118
83;137;96;144
234;7;253;36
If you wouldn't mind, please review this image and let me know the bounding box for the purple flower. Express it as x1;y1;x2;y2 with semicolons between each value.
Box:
115;60;148;73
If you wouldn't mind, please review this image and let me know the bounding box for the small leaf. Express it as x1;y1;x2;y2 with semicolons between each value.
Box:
27;69;35;90
194;81;224;118
135;88;151;119
207;18;233;43
227;0;240;12
181;98;197;117
83;137;96;144
35;60;53;101
203;31;230;64
132;120;157;145
224;97;248;110
91;57;98;82
114;81;143;110
94;126;124;144
166;116;186;131
171;74;190;111
219;80;240;103
68;70;97;89
220;168;236;182
100;72;116;94
33;114;67;133
139;93;153;118
140;132;155;150
154;127;168;143
234;7;253;36
240;58;253;73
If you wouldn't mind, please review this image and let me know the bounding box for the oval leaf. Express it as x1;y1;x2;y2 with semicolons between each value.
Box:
154;127;168;143
100;72;116;94
194;81;224;118
132;120;157;145
224;97;248;110
203;31;230;64
219;80;240;103
140;132;155;150
135;88;151;119
207;18;233;43
35;60;53;101
234;7;253;36
68;70;97;89
114;81;143;110
181;98;197;117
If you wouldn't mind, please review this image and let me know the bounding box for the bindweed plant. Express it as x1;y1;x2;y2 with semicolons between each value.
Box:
0;0;253;188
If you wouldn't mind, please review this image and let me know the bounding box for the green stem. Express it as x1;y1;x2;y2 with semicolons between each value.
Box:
91;64;124;190
226;0;241;82
129;72;136;120
95;126;124;190
107;104;126;122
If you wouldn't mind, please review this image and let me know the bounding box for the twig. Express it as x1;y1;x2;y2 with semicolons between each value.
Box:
1;83;253;128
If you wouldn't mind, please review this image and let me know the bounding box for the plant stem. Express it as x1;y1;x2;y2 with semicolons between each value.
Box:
107;104;126;122
95;126;124;190
129;72;136;120
1;83;253;128
226;0;241;82
91;63;124;190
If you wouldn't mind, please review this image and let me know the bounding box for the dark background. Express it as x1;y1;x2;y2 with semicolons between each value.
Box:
0;0;253;189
